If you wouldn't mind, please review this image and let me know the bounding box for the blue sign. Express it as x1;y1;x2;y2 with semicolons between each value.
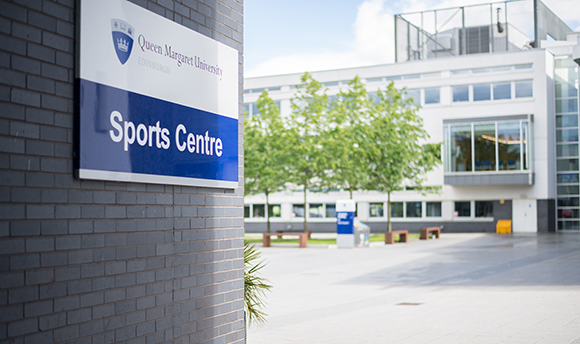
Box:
77;80;238;186
337;212;355;235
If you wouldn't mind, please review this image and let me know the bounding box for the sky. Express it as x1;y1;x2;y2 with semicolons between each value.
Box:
244;0;580;78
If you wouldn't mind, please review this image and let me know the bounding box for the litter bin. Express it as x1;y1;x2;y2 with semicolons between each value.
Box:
354;221;370;247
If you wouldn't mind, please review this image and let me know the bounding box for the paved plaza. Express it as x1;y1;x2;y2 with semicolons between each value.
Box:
247;233;580;343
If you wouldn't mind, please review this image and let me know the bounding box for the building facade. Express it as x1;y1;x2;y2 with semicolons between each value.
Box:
0;0;245;343
244;15;580;234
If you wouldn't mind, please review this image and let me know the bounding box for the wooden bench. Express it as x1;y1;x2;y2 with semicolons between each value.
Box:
276;230;312;239
385;230;408;244
420;227;441;240
263;232;308;248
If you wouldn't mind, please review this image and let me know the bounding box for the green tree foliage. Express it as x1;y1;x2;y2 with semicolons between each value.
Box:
327;76;372;199
244;91;287;232
363;82;440;232
244;241;272;326
287;73;330;232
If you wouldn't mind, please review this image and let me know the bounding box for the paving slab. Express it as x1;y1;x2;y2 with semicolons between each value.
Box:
247;233;580;343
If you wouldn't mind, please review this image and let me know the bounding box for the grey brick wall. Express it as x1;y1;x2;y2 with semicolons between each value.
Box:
0;0;245;343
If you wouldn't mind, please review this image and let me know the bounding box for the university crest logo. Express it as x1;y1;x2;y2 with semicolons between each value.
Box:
111;19;134;65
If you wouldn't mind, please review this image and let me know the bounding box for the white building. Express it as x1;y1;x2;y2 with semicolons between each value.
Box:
244;1;580;234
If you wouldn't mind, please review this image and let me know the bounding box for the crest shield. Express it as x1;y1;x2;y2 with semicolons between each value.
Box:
111;19;134;65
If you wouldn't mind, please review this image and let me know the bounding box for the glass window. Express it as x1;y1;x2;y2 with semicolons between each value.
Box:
492;66;511;72
450;125;472;172
386;75;402;81
474;123;496;171
268;87;281;92
556;115;578;128
558;209;579;219
557;129;579;142
390;202;403;218
558;197;579;207
269;204;281;218
422;72;440;79
406;202;422;218
556;99;579;113
514;64;532;70
452;69;469;75
557;173;579;183
498;122;521;170
454;202;471;217
324;81;339;87
472;68;491;74
522;121;529;170
253;204;265;218
555;67;578;83
452;86;469;102
557;144;579;157
309;203;324;218
325;204;336;218
424;88;440;104
473;84;491;101
292;204;304;218
243;103;250;116
558;221;580;230
515;80;533;98
493;82;511;100
557;185;579;195
426;202;441;217
367;77;383;83
403;74;420;80
244;205;250;218
556;83;578;98
475;201;493;217
404;89;420;105
557;159;579;171
369;203;384;217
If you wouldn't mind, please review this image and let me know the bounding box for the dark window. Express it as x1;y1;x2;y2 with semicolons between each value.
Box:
244;205;250;218
253;204;265;218
493;82;511;100
309;203;324;218
406;202;422;218
455;202;471;217
391;202;403;218
426;202;441;217
473;84;491;101
424;88;440;104
293;204;304;218
475;201;493;217
325;204;336;218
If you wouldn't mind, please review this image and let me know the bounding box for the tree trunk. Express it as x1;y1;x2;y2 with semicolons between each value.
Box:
349;187;353;200
303;179;308;233
387;191;392;233
265;191;270;233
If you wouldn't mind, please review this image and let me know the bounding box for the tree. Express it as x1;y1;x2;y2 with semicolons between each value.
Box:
287;73;330;232
327;76;372;199
363;82;440;232
244;91;287;233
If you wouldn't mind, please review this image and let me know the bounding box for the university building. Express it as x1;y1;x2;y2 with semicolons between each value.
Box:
244;0;580;234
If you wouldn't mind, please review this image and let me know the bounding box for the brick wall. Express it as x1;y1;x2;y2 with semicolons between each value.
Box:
0;0;245;343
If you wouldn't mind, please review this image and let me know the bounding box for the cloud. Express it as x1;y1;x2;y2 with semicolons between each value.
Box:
246;0;394;77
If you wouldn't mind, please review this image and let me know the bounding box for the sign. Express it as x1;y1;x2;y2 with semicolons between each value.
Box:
336;199;356;248
76;0;239;188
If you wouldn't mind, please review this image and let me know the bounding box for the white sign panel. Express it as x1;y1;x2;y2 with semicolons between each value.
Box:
77;0;239;188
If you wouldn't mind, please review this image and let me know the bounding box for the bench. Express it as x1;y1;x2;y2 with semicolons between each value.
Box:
276;230;312;239
420;227;441;240
263;232;308;248
385;230;408;244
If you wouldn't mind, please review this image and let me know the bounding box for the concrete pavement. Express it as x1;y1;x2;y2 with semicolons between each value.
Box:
246;233;580;343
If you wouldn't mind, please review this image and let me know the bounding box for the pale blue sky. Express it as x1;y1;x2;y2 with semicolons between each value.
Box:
244;0;580;77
